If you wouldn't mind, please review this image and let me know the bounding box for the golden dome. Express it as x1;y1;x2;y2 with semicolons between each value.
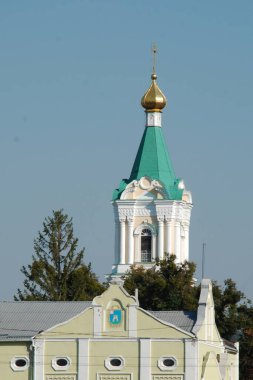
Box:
141;72;167;112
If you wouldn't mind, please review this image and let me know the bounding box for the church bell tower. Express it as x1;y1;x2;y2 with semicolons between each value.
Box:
111;57;192;276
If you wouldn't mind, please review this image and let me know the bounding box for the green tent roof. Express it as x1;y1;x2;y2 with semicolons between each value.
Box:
113;126;183;201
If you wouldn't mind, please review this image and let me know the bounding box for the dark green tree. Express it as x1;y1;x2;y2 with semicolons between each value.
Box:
123;255;198;311
211;280;253;380
15;210;105;301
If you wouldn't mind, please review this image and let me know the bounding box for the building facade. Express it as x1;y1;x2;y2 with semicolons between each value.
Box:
0;280;238;380
112;70;192;277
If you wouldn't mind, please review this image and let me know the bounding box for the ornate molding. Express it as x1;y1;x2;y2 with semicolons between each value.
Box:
121;177;167;200
46;376;76;380
153;376;183;380
134;222;157;236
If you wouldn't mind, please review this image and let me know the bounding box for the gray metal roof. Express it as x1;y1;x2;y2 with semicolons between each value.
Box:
0;301;92;341
0;301;197;341
149;310;197;333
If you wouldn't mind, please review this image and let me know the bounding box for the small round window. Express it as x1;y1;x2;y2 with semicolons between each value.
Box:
15;358;27;367
110;358;122;367
52;357;71;371
163;358;175;367
56;358;69;367
105;356;125;370
158;356;177;371
11;357;29;371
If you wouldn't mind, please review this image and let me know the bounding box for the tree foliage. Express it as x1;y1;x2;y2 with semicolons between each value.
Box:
124;255;198;311
212;279;253;380
15;210;105;301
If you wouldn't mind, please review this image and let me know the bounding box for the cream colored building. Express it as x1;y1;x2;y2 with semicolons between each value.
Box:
0;279;238;380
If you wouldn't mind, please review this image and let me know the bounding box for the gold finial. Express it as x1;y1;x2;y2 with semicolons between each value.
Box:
141;45;167;112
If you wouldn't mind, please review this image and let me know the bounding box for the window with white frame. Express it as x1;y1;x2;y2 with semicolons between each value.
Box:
52;356;71;371
10;356;30;371
158;356;177;371
105;356;125;370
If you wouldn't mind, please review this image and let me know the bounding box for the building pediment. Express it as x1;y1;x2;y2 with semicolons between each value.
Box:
121;176;167;200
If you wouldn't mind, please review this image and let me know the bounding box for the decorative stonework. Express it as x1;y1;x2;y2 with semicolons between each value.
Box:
98;374;131;380
153;376;183;380
134;222;157;236
120;177;167;200
46;376;76;380
134;208;153;217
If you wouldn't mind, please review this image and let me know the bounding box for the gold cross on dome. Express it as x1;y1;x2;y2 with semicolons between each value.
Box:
152;43;157;75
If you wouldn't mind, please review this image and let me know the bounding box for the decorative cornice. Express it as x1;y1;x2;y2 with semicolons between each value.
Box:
134;222;157;236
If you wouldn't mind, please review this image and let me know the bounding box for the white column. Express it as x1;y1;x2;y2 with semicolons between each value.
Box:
158;218;164;260
114;221;120;264
128;218;134;264
152;235;156;260
78;339;89;380
184;224;189;262
33;339;44;380
140;339;151;380
119;218;126;264
174;220;181;263
165;219;171;255
134;234;139;262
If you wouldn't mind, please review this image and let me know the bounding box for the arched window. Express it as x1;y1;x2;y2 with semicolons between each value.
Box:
141;229;152;262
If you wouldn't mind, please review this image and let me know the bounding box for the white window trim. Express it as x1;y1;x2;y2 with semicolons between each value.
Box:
52;356;71;371
10;356;30;371
157;356;177;371
105;356;125;370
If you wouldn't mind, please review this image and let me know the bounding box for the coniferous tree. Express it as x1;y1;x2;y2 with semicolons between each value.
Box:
15;210;105;301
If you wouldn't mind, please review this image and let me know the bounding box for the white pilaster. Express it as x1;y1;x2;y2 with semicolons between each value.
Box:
33;339;44;380
174;220;181;263
93;305;102;337
119;218;126;264
114;221;120;264
78;339;89;380
128;305;137;338
140;339;151;380
128;218;134;264
158;218;164;260
185;339;198;380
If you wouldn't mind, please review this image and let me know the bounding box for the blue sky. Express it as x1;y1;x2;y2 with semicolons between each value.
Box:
0;0;253;300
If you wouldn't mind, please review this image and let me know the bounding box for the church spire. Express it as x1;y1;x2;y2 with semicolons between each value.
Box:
111;53;192;278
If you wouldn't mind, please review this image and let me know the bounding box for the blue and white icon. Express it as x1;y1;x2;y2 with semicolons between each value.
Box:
109;308;122;325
